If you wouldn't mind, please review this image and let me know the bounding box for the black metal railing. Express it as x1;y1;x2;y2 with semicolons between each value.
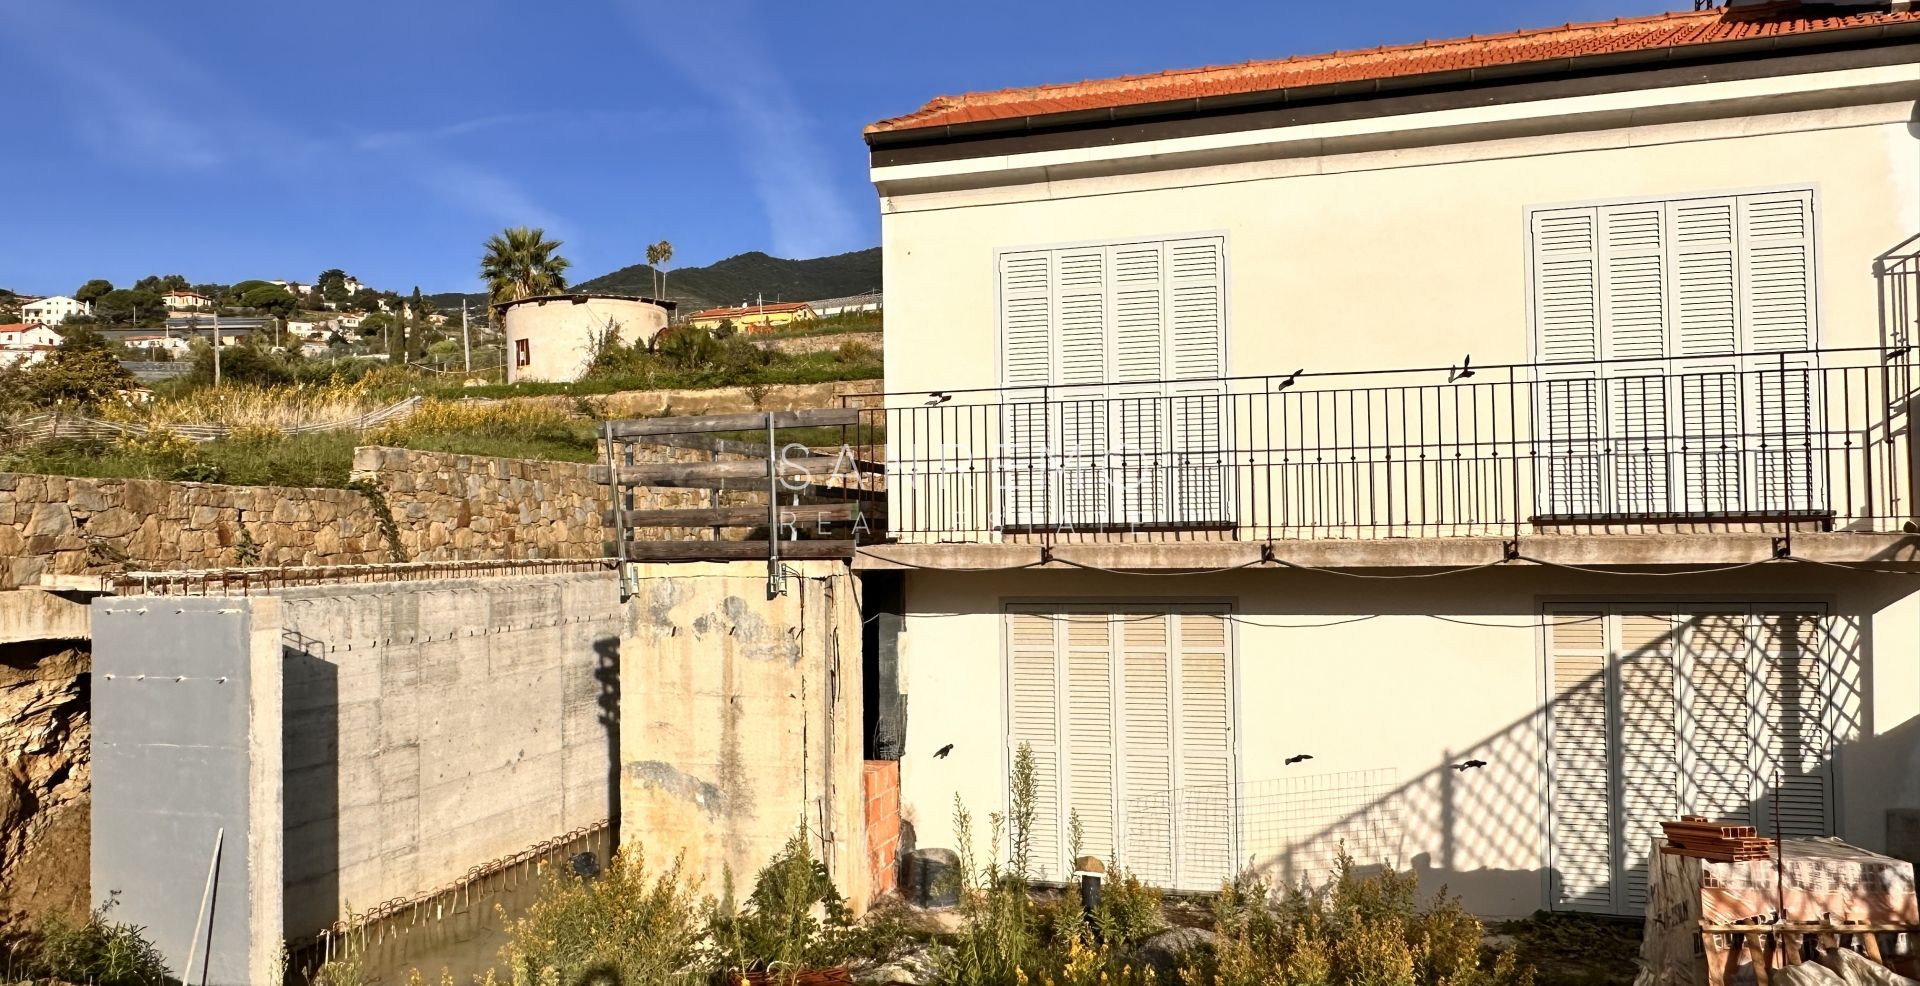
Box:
840;348;1920;544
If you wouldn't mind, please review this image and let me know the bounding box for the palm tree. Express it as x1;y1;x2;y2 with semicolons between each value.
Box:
648;240;674;301
480;227;571;311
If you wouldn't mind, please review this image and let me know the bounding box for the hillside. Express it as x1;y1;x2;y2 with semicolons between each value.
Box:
430;247;880;314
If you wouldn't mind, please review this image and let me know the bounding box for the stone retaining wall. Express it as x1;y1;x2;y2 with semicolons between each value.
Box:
751;332;883;357
0;444;764;588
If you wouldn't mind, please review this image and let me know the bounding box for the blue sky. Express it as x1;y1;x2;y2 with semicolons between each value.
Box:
0;0;1677;298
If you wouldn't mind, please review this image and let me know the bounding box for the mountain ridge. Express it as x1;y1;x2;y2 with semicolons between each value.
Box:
430;247;880;315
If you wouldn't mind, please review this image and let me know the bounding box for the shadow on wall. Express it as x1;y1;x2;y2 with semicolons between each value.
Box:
282;630;340;942
595;634;621;846
1234;604;1907;918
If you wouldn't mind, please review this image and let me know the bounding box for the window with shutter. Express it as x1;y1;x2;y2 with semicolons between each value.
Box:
1543;604;1836;916
1529;190;1821;519
1005;605;1235;891
997;236;1229;531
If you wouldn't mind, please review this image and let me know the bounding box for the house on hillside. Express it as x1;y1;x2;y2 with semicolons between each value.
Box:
687;301;817;334
809;292;883;318
161;290;213;311
0;323;62;366
860;1;1920;919
122;334;192;357
20;296;90;325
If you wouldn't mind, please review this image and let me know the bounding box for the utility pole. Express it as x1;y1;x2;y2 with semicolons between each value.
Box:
461;298;471;372
212;313;222;387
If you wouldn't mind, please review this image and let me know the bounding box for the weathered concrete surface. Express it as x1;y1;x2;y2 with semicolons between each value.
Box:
0;588;93;644
90;596;284;986
90;571;625;983
621;561;868;910
0;639;89;929
272;572;624;940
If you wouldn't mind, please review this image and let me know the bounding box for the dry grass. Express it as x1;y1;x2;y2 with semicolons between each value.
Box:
98;378;387;431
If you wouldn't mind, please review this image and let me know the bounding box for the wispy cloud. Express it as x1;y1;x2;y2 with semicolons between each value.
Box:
617;1;863;259
0;4;573;250
355;114;537;152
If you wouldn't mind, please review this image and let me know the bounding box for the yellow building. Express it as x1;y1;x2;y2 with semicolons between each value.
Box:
686;301;816;334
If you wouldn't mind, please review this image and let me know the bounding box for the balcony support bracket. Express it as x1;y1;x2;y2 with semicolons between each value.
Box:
1773;535;1793;559
1503;539;1521;562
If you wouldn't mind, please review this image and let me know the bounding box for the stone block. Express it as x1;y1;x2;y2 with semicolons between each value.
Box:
24;503;73;538
85;507;140;539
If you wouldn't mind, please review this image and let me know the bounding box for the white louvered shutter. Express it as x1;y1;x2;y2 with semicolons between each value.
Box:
1533;210;1604;515
1678;612;1756;827
1601;205;1672;514
1670;199;1744;515
1167;239;1230;527
1173;611;1234;891
1547;609;1615;912
1113;245;1169;526
1614;612;1680;911
1118;614;1175;886
1001;252;1055;528
1740;193;1820;513
1056;250;1111;528
1007;612;1065;881
1753;610;1831;838
1063;614;1117;865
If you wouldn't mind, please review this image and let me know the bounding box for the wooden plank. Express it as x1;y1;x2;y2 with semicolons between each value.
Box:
613;503;876;527
590;456;848;487
607;409;859;438
620;540;858;561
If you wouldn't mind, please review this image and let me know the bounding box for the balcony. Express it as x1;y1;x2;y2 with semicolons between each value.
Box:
847;348;1920;569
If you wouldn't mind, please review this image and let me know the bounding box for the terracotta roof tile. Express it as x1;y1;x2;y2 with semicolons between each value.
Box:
687;302;816;319
867;3;1920;136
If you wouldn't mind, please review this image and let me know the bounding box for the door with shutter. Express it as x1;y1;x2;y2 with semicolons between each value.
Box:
997;236;1230;531
1531;211;1605;517
1007;612;1066;882
1529;189;1822;520
1005;604;1235;890
1545;604;1837;916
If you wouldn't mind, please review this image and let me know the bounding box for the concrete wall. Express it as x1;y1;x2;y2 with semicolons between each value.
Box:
877;82;1919;397
895;565;1920;917
753;331;884;357
503;296;670;384
272;572;623;939
89;571;626;982
620;561;869;910
90;596;284;986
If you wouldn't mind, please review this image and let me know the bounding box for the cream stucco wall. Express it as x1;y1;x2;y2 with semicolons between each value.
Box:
503;296;669;384
877;90;1920;398
895;566;1920;916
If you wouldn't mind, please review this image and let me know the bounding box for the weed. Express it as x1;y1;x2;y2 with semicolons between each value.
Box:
24;895;170;986
498;845;705;986
708;827;858;981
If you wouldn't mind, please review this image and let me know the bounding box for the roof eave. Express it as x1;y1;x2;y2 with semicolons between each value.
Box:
864;19;1920;148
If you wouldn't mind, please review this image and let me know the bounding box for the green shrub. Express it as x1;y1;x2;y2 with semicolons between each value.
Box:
1094;867;1164;947
496;845;705;986
25;897;170;986
1181;852;1533;986
708;827;858;981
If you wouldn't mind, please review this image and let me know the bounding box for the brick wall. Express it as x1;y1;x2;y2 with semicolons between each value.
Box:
863;760;902;900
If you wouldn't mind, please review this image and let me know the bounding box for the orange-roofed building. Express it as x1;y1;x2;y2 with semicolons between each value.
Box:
858;1;1920;921
686;301;817;334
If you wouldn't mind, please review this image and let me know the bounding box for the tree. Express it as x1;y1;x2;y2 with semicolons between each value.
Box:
647;240;674;300
191;282;229;302
132;273;188;294
56;324;114;352
480;226;570;311
348;288;381;313
95;288;162;325
74;279;114;304
318;268;350;306
5;346;135;409
238;285;298;317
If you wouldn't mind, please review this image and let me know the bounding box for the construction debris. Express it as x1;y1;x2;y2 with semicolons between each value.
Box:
1663;816;1779;863
1637;836;1920;986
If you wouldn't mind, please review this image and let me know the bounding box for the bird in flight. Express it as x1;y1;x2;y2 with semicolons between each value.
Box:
1285;754;1314;765
1451;759;1487;771
934;743;954;759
